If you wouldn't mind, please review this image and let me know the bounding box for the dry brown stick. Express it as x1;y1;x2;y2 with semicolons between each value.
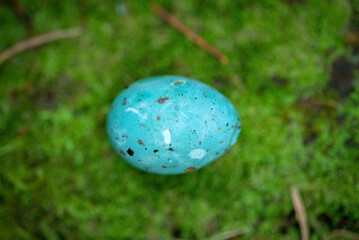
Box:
149;2;228;64
206;228;243;240
291;186;309;240
331;229;359;240
0;27;82;65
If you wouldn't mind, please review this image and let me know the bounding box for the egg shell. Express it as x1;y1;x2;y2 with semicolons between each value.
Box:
107;76;241;174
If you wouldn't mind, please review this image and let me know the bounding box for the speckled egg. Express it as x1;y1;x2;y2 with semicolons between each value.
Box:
107;76;241;174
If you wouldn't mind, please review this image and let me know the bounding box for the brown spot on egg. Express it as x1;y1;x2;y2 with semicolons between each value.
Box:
138;140;145;146
218;128;221;130
122;97;127;105
184;167;196;172
156;116;160;120
156;97;169;104
172;81;185;86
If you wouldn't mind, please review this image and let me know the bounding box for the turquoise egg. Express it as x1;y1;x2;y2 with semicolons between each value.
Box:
107;76;241;174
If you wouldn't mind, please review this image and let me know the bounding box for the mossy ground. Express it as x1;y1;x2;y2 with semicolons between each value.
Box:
1;0;359;239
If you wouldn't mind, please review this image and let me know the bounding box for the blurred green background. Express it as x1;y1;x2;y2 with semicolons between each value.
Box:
1;0;359;239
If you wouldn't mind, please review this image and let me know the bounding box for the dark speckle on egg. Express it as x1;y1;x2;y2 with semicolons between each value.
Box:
127;148;134;156
122;97;127;105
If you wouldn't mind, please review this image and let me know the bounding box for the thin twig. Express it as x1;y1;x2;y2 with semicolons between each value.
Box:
0;27;82;65
331;229;359;240
206;228;243;240
149;2;228;64
290;186;309;240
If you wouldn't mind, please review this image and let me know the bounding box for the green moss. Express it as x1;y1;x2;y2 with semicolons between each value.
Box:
1;0;358;239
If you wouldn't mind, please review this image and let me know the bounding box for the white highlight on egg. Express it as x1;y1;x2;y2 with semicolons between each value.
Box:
113;128;127;146
125;107;148;119
125;107;139;114
180;111;189;119
189;149;206;159
163;129;171;144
